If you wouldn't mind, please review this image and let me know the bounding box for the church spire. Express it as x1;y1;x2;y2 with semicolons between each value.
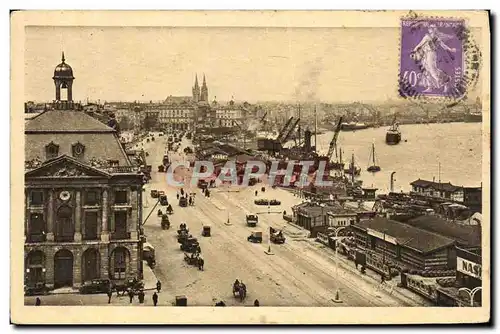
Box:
194;74;199;88
202;74;207;87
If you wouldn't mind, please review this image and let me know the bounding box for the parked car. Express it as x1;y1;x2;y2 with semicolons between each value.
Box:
79;279;112;294
24;282;50;296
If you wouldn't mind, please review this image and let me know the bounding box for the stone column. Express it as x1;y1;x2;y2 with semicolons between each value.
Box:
129;189;138;240
46;189;54;241
45;247;55;289
72;248;82;287
100;245;109;279
101;188;109;242
74;191;82;242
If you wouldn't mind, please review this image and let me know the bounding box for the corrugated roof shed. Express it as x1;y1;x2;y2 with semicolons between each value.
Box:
354;217;456;254
406;215;481;247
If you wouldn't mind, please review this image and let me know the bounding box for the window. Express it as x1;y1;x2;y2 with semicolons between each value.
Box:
112;211;128;239
30;191;44;206
84;212;98;240
114;191;127;205
28;213;46;242
113;248;127;279
45;142;59;160
71;142;86;158
85;190;99;206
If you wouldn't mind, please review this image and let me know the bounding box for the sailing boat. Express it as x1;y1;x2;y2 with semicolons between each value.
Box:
344;153;361;176
367;143;381;173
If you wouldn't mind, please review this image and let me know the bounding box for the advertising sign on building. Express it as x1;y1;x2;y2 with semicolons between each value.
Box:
367;228;397;245
457;256;482;280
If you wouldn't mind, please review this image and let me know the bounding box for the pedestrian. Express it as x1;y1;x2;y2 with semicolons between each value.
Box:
176;193;180;200
128;289;135;303
381;274;385;284
152;292;158;306
254;299;260;307
156;280;162;293
138;290;145;304
255;190;258;196
35;297;41;306
107;289;113;304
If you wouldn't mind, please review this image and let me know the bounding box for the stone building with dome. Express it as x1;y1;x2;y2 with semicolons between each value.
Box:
24;53;145;293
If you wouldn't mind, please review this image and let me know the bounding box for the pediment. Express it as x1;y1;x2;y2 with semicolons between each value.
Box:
26;155;111;178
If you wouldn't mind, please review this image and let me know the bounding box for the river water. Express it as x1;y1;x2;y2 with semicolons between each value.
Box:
310;122;483;193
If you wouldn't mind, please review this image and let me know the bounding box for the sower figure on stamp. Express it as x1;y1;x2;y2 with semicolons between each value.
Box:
411;24;457;93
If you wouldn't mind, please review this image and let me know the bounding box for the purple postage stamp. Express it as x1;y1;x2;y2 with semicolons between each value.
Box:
399;18;466;99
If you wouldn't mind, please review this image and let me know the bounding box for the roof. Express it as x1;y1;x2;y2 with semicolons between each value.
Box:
25;110;115;133
406;215;481;247
410;179;462;192
353;217;455;254
25;110;131;166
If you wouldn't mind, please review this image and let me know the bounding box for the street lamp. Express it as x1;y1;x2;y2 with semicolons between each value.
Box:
333;226;346;303
217;184;240;226
256;203;283;255
458;287;482;307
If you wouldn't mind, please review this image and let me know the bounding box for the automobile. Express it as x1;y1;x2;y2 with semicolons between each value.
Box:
246;214;259;227
179;197;188;207
269;199;281;206
247;231;263;243
150;190;159;198
24;282;50;296
254;199;269;206
160;195;168;206
79;279;112;294
202;225;211;237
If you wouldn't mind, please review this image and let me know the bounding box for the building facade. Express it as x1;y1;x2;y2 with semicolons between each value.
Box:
24;55;144;292
214;99;245;128
410;179;465;202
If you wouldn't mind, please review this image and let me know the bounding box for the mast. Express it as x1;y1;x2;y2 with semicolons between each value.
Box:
339;148;343;164
351;153;355;184
314;105;318;153
298;104;302;147
372;143;376;165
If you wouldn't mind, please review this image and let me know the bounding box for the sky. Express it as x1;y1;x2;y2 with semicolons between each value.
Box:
24;26;482;103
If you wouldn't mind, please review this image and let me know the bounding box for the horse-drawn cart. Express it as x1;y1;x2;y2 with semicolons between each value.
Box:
161;214;170;230
232;281;247;302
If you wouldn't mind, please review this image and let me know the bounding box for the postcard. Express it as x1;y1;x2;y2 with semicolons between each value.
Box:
11;10;490;324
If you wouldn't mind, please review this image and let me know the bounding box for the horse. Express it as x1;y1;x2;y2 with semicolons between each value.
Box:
197;257;204;271
112;284;128;296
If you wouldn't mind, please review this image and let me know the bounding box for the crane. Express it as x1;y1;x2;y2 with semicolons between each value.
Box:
326;117;343;161
275;117;295;142
259;111;268;124
281;118;300;144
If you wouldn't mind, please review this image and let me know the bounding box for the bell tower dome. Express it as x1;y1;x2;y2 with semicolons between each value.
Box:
53;52;75;102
